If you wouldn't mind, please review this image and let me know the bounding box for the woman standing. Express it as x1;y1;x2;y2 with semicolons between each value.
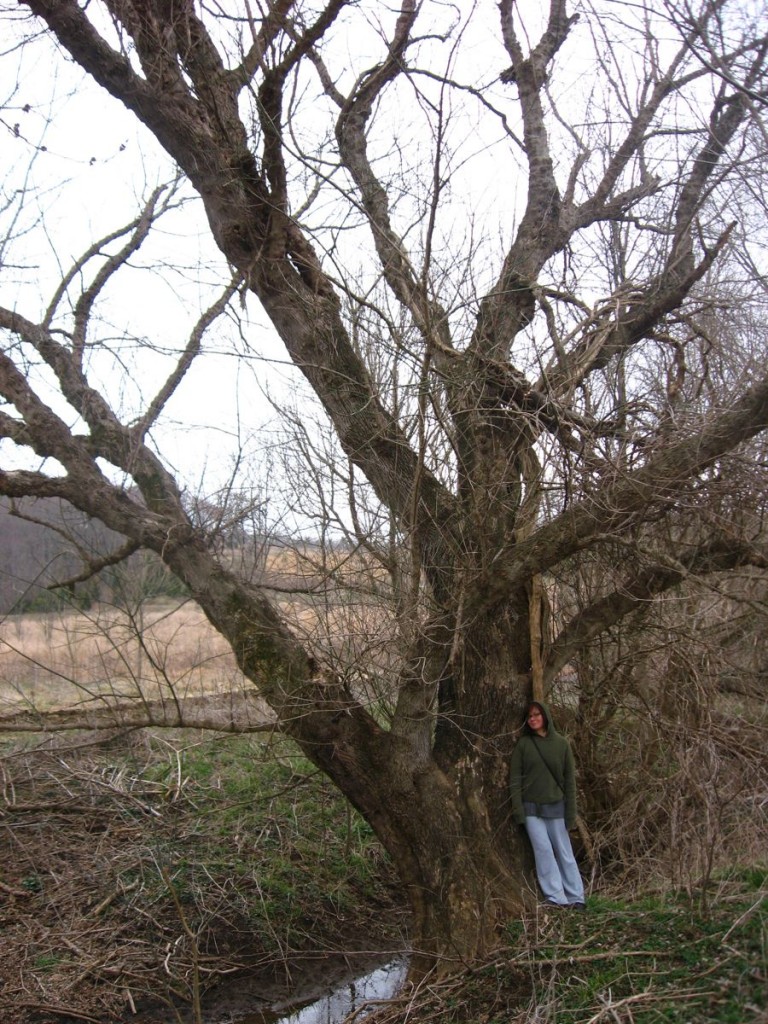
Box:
509;701;586;910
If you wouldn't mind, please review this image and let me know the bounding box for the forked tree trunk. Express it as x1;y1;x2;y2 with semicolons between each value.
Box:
303;730;530;972
266;613;535;970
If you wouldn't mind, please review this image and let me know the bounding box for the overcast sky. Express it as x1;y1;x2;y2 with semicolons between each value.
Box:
2;1;755;512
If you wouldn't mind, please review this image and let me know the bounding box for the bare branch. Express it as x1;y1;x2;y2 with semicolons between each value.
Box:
544;534;768;681
134;275;242;439
506;370;768;590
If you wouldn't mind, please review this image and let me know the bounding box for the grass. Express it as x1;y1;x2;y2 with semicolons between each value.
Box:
1;727;765;1024
0;730;404;1023
123;733;399;949
521;882;766;1022
389;869;766;1024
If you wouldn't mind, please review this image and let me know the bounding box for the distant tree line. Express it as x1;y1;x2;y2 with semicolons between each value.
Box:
0;497;189;614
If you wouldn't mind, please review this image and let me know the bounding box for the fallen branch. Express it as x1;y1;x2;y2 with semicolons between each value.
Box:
585;987;720;1023
17;1002;104;1023
91;875;140;916
0;877;31;898
0;690;276;734
519;948;676;967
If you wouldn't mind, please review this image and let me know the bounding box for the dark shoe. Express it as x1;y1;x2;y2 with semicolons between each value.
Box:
570;902;586;912
543;899;565;908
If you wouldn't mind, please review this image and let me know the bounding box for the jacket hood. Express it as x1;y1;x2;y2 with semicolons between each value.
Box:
523;699;559;735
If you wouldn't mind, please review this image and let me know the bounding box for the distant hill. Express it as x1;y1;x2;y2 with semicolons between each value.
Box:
0;497;184;614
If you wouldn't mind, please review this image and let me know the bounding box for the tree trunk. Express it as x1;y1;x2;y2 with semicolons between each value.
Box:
265;609;534;968
157;534;534;966
301;723;529;972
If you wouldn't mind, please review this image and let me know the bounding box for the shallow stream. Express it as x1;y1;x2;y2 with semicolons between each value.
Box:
229;958;406;1024
156;955;407;1024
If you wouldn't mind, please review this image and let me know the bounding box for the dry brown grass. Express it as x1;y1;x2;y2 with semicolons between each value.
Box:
0;600;248;717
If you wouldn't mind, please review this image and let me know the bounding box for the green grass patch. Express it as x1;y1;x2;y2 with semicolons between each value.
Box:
414;874;766;1023
120;732;398;954
495;871;767;1023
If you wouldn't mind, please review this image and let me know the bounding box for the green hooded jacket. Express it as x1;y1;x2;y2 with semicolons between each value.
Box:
508;701;578;828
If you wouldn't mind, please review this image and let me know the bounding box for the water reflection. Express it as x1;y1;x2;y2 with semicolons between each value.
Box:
219;957;407;1024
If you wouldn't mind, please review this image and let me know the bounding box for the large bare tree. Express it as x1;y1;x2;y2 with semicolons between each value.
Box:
2;0;768;967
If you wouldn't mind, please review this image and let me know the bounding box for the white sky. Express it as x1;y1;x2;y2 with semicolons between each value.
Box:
0;18;304;499
0;3;524;502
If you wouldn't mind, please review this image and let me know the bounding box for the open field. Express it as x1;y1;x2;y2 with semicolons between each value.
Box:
0;585;396;733
0;601;249;717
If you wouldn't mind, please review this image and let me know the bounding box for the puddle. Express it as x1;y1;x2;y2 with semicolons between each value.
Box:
231;958;408;1024
156;955;408;1024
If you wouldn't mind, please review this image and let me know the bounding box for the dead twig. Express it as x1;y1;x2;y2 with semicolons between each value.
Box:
518;948;675;967
90;875;140;916
161;866;203;1024
721;890;767;943
585;988;721;1023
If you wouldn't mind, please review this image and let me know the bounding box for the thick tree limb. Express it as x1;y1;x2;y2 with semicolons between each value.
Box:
504;372;768;593
544;534;768;681
19;0;462;584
